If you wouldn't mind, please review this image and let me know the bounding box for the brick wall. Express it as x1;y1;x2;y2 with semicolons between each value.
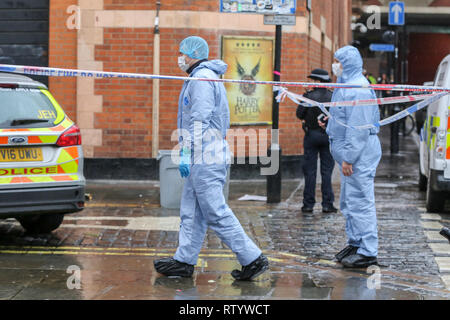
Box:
49;0;77;122
49;0;352;159
103;0;220;11
94;28;153;158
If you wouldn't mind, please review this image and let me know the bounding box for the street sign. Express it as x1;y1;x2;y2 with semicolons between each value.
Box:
220;0;296;15
369;43;395;52
264;15;296;25
389;1;405;26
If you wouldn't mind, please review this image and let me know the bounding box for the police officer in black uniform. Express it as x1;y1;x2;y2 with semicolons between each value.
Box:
296;69;337;214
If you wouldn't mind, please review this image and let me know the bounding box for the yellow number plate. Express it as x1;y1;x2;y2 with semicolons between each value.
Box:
0;148;43;162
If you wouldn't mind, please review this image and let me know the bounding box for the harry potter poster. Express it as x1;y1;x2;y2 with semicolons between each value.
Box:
221;36;274;125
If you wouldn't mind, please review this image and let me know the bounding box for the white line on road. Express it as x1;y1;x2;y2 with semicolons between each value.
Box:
421;221;444;230
62;216;181;231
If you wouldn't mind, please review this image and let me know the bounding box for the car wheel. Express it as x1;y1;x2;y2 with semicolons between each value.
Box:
426;173;445;213
17;214;64;234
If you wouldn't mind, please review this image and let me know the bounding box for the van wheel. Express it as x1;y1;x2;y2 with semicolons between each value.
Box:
426;175;445;213
17;214;64;234
419;170;427;192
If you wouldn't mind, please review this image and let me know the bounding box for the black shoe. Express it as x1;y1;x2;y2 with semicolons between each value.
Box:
302;206;314;213
153;258;194;278
231;254;269;281
341;254;378;268
335;245;359;262
440;227;450;243
322;205;338;213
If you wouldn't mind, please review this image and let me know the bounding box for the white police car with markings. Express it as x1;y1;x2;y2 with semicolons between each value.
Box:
419;55;450;212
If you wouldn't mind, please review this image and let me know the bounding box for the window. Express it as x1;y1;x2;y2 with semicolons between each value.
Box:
0;88;58;128
435;61;447;87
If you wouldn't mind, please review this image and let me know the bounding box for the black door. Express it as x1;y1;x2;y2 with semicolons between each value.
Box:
0;0;49;85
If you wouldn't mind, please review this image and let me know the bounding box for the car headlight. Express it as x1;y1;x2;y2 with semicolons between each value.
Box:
435;129;446;159
436;146;445;159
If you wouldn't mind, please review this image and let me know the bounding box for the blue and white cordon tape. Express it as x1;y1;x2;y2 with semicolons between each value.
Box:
275;87;449;130
0;63;449;131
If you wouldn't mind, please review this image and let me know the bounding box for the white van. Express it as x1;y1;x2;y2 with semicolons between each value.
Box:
419;54;450;213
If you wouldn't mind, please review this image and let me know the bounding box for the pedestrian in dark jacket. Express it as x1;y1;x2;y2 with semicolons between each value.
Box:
296;68;337;214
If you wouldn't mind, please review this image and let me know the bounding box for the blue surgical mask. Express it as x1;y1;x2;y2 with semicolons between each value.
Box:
178;56;189;72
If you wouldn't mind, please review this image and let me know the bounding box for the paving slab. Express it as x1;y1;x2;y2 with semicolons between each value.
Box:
0;127;449;300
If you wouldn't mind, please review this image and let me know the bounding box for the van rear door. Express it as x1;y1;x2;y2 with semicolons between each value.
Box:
435;60;450;179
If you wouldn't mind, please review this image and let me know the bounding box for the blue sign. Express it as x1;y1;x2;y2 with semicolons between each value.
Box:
389;1;405;26
369;44;395;52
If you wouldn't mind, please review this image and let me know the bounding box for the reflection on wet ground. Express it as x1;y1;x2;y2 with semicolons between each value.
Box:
0;246;449;300
0;127;449;300
0;252;448;300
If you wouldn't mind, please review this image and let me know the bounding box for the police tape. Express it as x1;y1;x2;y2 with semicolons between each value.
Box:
276;87;449;130
1;63;449;131
275;87;439;107
1;63;450;93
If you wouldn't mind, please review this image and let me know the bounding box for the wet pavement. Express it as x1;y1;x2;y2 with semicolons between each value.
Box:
0;127;449;300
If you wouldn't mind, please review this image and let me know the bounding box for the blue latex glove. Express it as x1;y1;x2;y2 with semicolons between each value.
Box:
179;147;191;178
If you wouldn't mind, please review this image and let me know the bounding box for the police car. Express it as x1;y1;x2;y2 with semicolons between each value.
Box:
419;54;450;213
0;73;85;233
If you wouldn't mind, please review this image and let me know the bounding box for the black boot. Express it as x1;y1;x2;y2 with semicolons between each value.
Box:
322;205;338;213
440;227;450;243
341;254;378;268
302;206;314;213
154;258;194;278
335;245;358;262
231;254;269;281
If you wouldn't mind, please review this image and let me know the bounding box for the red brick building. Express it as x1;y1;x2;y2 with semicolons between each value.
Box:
46;0;352;178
